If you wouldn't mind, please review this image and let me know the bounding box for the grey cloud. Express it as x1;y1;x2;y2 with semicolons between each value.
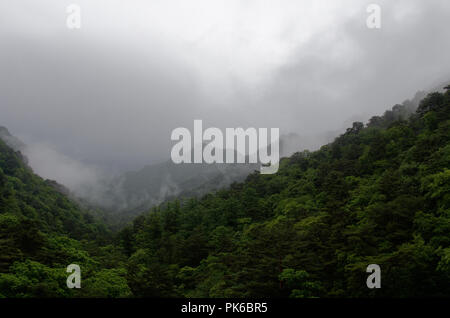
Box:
1;0;450;191
241;0;450;138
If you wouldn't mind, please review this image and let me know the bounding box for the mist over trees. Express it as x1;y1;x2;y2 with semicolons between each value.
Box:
1;86;449;297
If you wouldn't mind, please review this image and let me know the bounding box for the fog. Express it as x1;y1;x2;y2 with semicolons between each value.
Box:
1;0;450;192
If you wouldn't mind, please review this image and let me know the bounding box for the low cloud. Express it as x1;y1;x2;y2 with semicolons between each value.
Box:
1;0;450;199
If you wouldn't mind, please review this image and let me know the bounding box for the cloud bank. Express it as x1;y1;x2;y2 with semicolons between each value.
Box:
1;0;449;186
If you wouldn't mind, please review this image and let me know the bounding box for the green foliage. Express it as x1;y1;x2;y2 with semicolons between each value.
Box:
1;88;449;298
119;89;450;297
0;138;126;297
80;268;131;298
0;260;71;298
279;269;323;298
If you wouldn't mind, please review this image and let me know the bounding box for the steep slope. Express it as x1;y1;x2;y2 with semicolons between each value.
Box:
120;87;450;297
0;135;106;240
0;136;129;297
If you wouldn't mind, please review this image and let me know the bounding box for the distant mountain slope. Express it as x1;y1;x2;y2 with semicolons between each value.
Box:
105;160;258;216
77;88;431;220
86;136;314;219
0;86;432;224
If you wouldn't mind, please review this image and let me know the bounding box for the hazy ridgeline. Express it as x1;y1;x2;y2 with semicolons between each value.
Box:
0;88;428;222
0;86;449;297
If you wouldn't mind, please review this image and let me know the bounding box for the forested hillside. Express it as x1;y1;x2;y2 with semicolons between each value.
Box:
0;137;130;297
119;88;450;297
1;88;449;298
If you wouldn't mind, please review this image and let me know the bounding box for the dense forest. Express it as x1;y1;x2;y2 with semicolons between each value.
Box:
0;135;131;297
1;87;449;297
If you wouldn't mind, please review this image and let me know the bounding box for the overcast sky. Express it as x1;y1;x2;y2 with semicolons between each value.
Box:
1;0;450;180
